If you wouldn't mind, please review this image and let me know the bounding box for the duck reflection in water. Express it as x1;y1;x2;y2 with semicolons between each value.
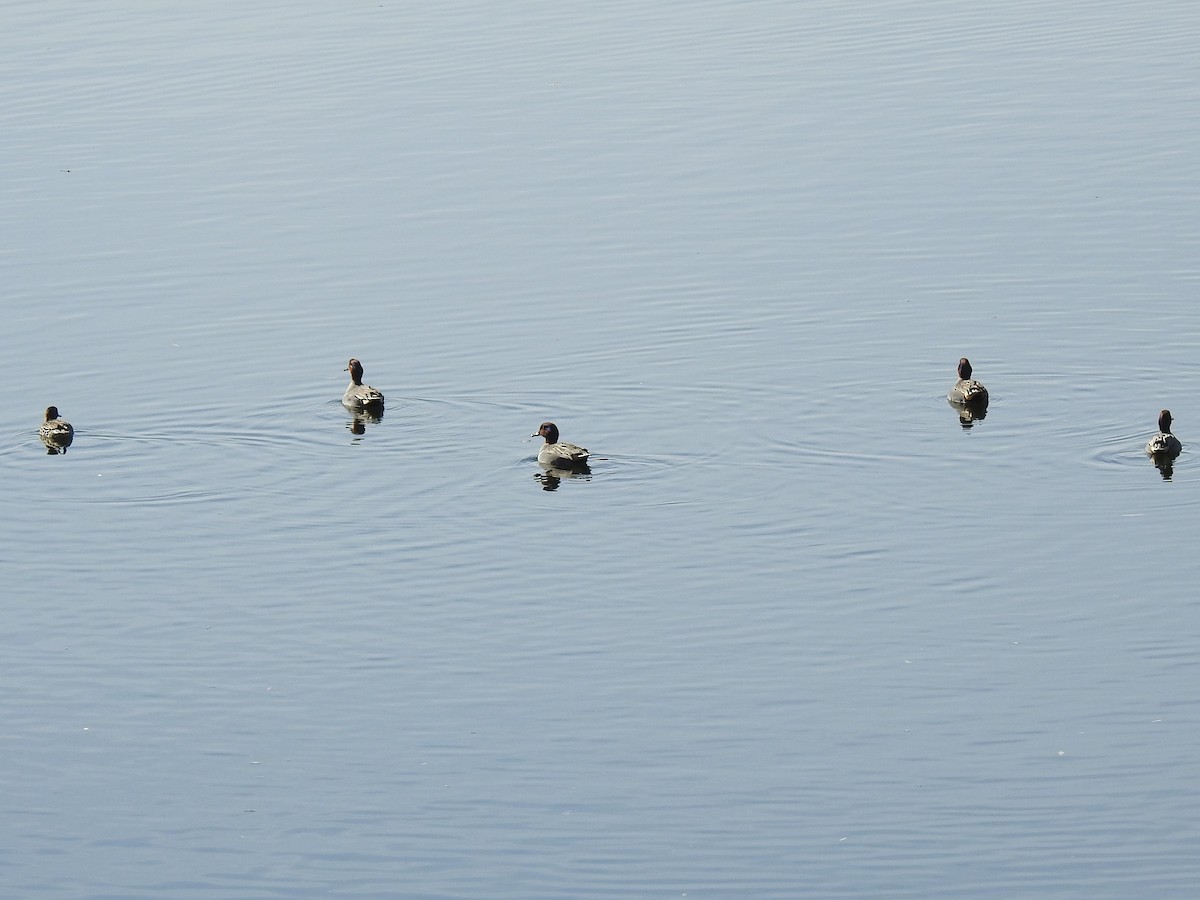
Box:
952;403;987;429
1146;409;1181;480
1151;454;1176;481
534;465;592;492
40;406;74;455
346;408;382;439
947;357;989;428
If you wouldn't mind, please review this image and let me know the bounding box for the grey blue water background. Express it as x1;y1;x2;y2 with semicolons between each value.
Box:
4;1;1200;896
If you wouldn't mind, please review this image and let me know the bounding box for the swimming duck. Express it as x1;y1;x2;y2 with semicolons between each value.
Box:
1146;409;1182;457
39;406;74;454
948;357;989;406
342;358;385;412
533;422;590;468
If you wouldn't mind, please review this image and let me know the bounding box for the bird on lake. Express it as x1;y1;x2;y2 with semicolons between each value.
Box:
1146;409;1182;457
533;422;590;468
39;406;74;455
342;358;385;412
948;357;989;406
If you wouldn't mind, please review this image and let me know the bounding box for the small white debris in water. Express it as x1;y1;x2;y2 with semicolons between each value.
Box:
1057;751;1065;757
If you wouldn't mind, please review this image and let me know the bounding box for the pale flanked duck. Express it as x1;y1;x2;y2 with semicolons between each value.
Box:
1146;409;1182;457
533;422;589;468
342;358;385;412
948;357;989;406
39;406;74;455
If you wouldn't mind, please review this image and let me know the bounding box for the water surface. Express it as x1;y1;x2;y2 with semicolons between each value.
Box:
4;1;1200;897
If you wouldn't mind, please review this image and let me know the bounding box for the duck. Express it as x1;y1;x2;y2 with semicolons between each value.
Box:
1146;409;1182;457
533;422;590;468
342;358;385;412
948;357;989;406
39;406;74;454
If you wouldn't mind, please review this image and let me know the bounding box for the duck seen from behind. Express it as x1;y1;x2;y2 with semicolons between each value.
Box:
39;406;74;455
1146;409;1182;457
342;358;385;412
948;357;989;406
533;422;590;468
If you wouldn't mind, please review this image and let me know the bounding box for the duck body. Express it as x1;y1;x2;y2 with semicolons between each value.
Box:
948;357;989;406
1146;409;1182;457
949;378;989;405
534;422;589;468
39;406;74;454
341;358;385;412
1147;432;1182;456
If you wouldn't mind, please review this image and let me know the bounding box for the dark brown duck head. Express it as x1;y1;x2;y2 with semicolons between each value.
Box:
957;357;973;381
534;422;560;444
1158;409;1174;434
346;358;365;386
45;406;60;421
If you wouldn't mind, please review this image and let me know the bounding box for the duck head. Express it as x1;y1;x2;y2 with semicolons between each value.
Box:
534;422;559;444
346;358;365;385
1159;409;1174;434
957;357;973;380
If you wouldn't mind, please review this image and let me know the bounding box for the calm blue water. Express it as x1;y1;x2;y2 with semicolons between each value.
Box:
4;1;1200;897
